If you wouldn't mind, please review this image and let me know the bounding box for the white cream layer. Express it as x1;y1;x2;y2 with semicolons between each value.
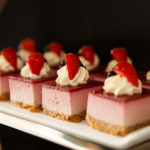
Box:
44;51;64;66
21;63;50;79
103;75;142;96
79;54;100;71
0;55;23;72
56;65;89;86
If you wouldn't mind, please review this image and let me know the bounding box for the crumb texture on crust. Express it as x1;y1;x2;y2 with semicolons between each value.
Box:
43;109;86;123
86;114;150;137
11;101;41;112
0;92;9;101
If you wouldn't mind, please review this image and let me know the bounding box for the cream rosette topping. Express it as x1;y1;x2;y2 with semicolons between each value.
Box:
56;53;89;86
103;62;142;96
146;71;150;80
21;53;50;79
78;46;100;71
0;48;23;72
43;42;64;67
106;48;132;73
18;38;36;62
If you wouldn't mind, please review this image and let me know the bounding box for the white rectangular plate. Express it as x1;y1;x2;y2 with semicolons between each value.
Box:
0;102;150;150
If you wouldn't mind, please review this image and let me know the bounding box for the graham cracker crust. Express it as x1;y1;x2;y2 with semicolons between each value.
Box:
43;108;86;123
86;114;150;136
0;92;9;101
11;101;41;112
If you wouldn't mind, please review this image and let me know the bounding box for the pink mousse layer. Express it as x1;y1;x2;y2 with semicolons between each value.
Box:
9;75;55;106
87;89;150;127
42;80;102;115
0;71;18;94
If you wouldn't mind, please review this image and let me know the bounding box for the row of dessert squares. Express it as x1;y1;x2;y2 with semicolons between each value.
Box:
0;37;150;137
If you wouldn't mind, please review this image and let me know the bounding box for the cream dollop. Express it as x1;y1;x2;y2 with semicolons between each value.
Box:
0;55;23;72
79;54;100;71
20;63;50;79
17;49;31;62
56;65;89;86
43;51;64;66
103;75;142;96
105;57;132;73
146;71;150;80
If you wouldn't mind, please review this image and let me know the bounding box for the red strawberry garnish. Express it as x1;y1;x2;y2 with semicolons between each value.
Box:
47;42;62;57
28;53;44;75
2;47;17;70
111;48;127;62
65;53;80;80
19;38;36;53
114;62;138;87
79;46;95;65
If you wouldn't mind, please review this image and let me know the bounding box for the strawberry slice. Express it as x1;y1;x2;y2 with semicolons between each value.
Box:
65;53;80;80
111;48;127;62
19;38;36;53
28;53;44;75
114;62;138;87
2;47;17;70
79;46;95;65
47;42;62;57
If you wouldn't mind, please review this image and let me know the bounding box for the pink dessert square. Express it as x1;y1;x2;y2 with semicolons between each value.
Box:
42;80;102;122
9;75;56;112
89;66;107;82
0;71;18;100
86;88;150;136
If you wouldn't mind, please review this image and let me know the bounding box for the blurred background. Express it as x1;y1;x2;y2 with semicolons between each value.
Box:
0;0;150;70
0;0;150;149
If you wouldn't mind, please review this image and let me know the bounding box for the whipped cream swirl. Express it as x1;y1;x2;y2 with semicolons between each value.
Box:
44;51;64;66
106;57;132;73
103;75;142;96
0;55;23;72
146;71;150;80
56;65;89;86
79;54;100;71
21;63;50;79
17;49;31;62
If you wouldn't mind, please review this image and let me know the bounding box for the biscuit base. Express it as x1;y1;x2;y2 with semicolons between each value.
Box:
86;114;150;136
11;101;41;112
43;108;86;123
0;92;9;101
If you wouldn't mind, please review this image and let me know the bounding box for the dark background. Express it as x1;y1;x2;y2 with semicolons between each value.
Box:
0;0;150;70
0;1;150;149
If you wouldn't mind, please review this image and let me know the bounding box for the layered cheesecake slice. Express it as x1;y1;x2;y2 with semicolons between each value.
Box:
43;42;64;74
86;62;148;136
42;53;101;122
9;53;55;112
0;48;23;100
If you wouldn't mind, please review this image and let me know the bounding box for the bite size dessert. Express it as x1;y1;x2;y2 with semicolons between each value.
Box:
0;48;23;100
42;53;101;122
43;42;64;74
9;53;55;112
86;62;150;136
93;47;133;82
18;38;37;62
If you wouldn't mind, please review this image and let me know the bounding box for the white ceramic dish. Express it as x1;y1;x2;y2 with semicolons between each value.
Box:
0;102;150;150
